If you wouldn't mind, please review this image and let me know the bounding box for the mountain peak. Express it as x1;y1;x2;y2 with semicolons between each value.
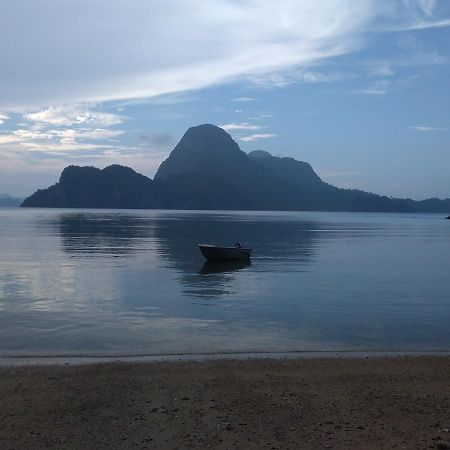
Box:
187;123;228;134
248;150;272;160
154;123;243;180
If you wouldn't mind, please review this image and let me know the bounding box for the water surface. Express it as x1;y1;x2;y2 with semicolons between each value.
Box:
0;208;449;356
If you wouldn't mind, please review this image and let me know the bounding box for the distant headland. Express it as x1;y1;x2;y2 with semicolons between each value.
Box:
21;124;450;212
0;193;22;207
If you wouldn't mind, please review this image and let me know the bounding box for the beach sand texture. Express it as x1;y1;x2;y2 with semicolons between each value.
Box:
0;356;449;449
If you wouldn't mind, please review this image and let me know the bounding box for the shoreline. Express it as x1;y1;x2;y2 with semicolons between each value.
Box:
1;355;449;449
1;349;450;367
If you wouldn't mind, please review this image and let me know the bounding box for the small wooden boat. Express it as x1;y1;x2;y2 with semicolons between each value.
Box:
199;244;252;261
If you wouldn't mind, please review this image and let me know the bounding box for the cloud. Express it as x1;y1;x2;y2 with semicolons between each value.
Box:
0;0;397;109
21;141;114;153
398;0;450;30
249;70;351;88
406;18;450;29
23;105;124;127
220;123;263;131
353;76;416;95
418;0;437;15
367;61;395;77
139;132;176;147
402;0;437;16
0;114;9;124
239;133;277;142
231;98;257;103
0;128;125;151
0;104;126;156
301;71;341;83
0;1;447;110
354;79;393;95
409;125;447;132
247;114;274;120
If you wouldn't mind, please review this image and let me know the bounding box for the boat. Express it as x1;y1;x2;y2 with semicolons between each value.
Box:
198;243;252;261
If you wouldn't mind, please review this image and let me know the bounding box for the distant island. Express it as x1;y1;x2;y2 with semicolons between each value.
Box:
0;193;22;207
22;124;450;212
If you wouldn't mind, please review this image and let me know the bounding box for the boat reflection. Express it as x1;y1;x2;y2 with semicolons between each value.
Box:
200;259;251;275
152;213;323;298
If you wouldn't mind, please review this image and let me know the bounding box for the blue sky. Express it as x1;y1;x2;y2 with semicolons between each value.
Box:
0;0;449;199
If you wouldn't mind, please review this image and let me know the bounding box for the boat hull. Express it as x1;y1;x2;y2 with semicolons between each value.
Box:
199;244;252;261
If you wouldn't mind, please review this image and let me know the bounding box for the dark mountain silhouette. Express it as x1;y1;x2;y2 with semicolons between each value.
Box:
22;124;450;212
248;149;324;190
0;193;22;207
22;165;166;209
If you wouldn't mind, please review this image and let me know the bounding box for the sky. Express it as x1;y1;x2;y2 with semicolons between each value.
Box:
0;0;449;200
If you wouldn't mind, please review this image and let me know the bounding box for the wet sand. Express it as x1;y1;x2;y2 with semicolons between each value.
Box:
0;356;449;449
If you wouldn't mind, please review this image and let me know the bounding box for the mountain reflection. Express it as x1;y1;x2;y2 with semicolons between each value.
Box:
55;211;324;298
56;213;153;256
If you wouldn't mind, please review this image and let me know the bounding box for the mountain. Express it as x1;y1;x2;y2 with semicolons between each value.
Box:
155;124;302;210
156;124;245;180
0;193;22;207
248;149;324;190
22;165;164;209
21;124;450;212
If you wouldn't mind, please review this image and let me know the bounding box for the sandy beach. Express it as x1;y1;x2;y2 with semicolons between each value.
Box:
0;356;449;449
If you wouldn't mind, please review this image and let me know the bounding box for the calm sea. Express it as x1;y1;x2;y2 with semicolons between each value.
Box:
0;208;449;356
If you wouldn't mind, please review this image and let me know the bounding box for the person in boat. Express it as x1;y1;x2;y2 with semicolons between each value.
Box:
235;241;242;248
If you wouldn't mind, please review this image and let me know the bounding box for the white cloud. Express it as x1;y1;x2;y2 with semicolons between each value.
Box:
406;18;450;29
354;79;392;95
409;125;447;132
21;141;113;153
58;128;124;140
248;113;274;121
0;1;447;110
0;1;446;109
240;133;277;142
232;97;257;103
0;114;9;124
0;127;124;147
24;105;124;127
404;0;437;16
220;123;263;131
0;0;395;109
0;104;126;160
301;71;340;83
246;69;351;88
399;0;450;30
368;61;395;77
420;0;436;15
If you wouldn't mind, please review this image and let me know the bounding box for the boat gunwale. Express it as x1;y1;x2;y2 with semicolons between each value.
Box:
199;243;252;251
